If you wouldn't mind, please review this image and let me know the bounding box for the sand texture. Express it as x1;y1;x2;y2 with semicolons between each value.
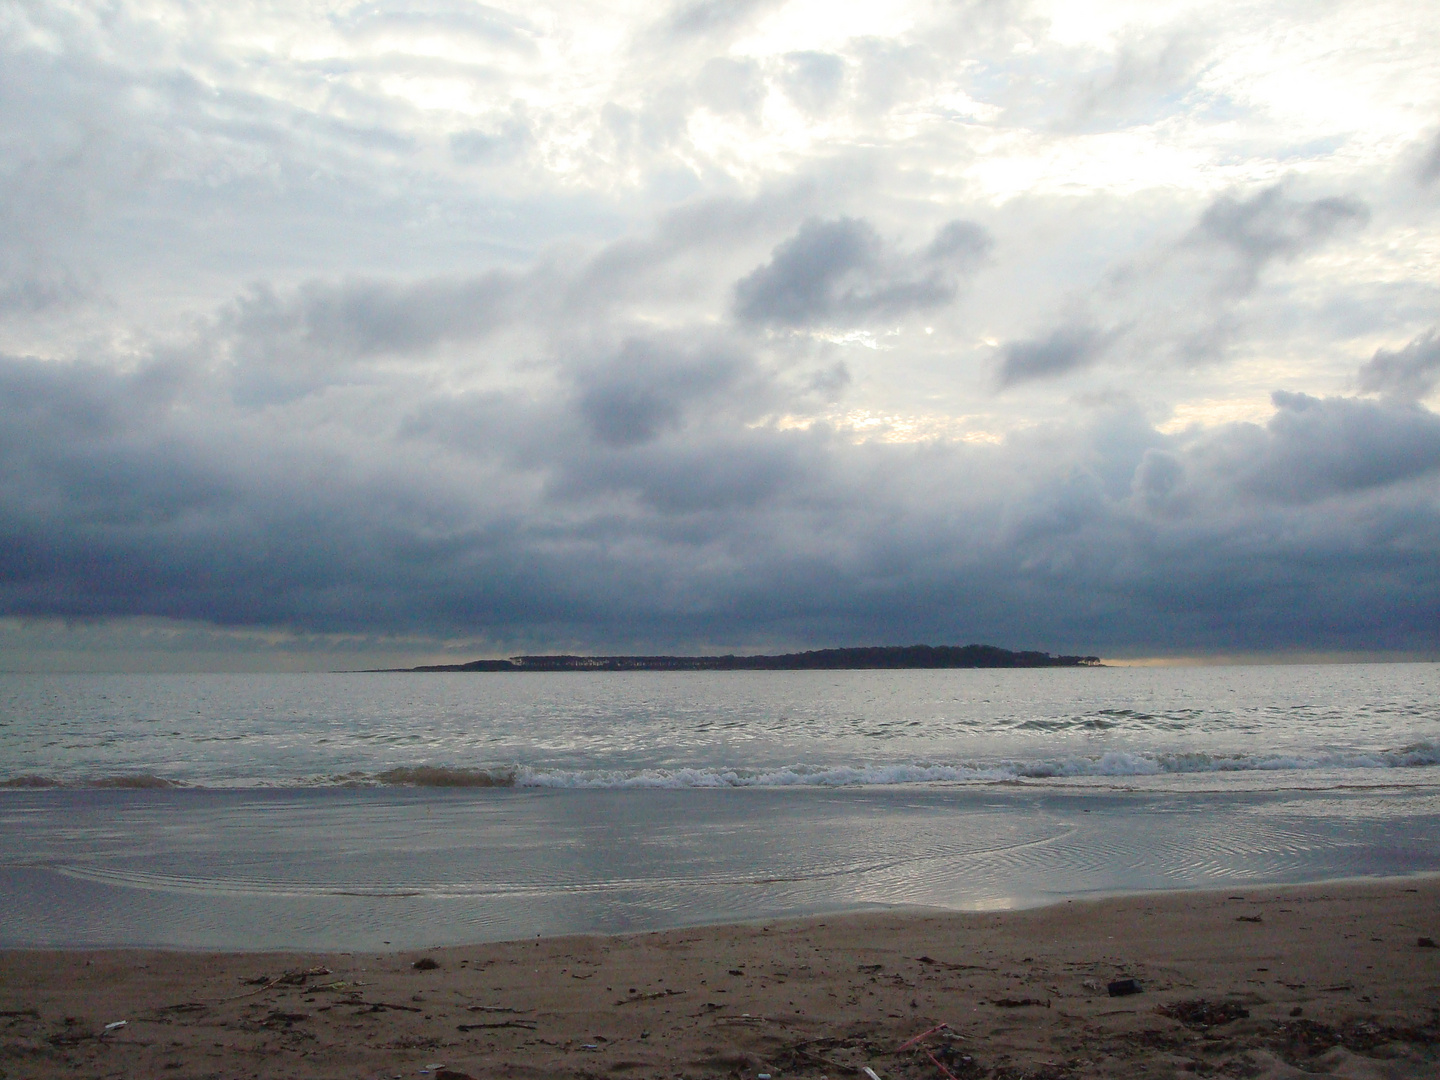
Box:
2;878;1438;1079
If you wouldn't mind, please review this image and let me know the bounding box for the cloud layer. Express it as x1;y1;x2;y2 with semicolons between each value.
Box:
2;0;1438;662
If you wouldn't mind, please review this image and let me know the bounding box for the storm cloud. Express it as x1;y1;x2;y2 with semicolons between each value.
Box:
734;217;990;327
1357;330;1440;401
1;0;1437;665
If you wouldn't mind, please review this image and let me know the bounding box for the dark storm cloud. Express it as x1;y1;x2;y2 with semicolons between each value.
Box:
733;217;990;326
3;319;1438;653
1204;392;1440;503
1187;185;1369;294
224;273;519;404
230;274;519;358
997;325;1109;386
572;338;756;448
1357;330;1440;401
5;0;1437;661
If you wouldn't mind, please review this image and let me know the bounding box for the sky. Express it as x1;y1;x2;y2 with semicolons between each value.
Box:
2;0;1439;670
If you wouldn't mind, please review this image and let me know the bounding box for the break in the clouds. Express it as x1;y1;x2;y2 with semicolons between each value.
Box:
1;0;1438;667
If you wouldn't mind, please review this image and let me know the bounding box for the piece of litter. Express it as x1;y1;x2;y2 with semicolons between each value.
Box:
864;1068;884;1080
758;1073;772;1078
896;1023;951;1052
103;1021;128;1032
1107;978;1142;997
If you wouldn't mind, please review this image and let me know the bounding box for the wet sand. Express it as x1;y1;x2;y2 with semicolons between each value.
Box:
2;878;1438;1079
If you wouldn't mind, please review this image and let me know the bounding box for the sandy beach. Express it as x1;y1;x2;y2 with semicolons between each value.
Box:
2;877;1437;1079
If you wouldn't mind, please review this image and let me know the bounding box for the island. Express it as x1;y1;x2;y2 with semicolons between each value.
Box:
397;644;1101;672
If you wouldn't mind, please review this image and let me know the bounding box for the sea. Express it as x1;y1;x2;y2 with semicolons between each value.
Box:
1;663;1437;950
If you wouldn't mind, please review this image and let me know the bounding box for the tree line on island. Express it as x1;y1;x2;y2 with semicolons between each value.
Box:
398;644;1102;672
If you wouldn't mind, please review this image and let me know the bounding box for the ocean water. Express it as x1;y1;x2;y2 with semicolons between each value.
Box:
1;664;1437;949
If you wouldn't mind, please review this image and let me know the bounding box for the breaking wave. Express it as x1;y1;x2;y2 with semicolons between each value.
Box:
4;741;1437;791
373;766;516;788
510;743;1440;788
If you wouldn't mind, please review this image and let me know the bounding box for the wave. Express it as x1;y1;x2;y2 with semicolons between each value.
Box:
3;741;1437;791
2;772;179;789
373;766;516;788
509;744;1440;788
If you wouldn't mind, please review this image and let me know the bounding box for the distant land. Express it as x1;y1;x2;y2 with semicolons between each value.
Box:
395;644;1102;672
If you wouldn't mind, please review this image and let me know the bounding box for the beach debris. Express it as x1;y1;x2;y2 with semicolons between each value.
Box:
153;1002;209;1014
758;1073;772;1078
1156;999;1250;1028
863;1067;884;1080
465;1004;528;1013
413;957;440;970
1418;937;1437;948
1268;1017;1440;1061
615;988;685;1004
896;1023;952;1052
894;1023;976;1080
282;965;331;984
232;965;333;998
922;1046;975;1080
578;1044;600;1051
351;999;424;1013
1235;915;1263;923
1107;978;1142;997
102;1020;128;1033
991;997;1050;1008
457;1018;537;1031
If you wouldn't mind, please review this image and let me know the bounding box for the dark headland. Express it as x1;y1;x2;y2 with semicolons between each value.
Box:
396;644;1101;672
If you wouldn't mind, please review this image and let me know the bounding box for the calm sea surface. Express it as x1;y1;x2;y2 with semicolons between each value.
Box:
2;664;1437;948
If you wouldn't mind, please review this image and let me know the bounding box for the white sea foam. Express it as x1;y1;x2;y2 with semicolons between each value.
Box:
477;743;1440;790
5;741;1437;791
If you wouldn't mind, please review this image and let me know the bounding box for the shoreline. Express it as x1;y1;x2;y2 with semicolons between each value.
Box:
4;879;1438;1078
5;871;1440;956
